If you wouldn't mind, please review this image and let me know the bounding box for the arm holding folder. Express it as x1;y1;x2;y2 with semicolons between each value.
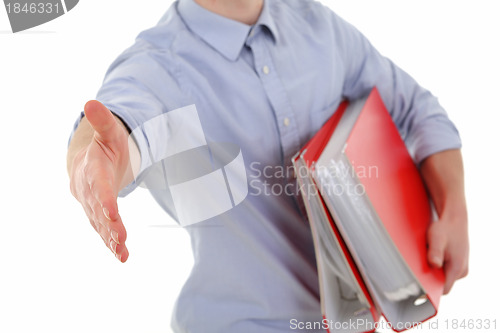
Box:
328;9;469;292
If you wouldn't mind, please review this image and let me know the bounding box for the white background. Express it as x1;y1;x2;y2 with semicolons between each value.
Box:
0;1;498;332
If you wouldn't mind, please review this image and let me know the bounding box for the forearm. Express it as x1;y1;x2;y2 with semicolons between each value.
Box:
420;149;467;221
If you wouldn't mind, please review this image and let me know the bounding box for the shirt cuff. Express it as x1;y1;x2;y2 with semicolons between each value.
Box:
407;115;462;164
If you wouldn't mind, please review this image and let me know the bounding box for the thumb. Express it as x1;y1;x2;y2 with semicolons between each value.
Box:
427;222;447;269
84;100;122;145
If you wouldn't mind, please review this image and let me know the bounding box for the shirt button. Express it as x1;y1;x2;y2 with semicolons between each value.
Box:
262;65;270;75
283;117;290;127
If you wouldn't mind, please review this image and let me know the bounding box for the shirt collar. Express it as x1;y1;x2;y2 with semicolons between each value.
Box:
177;0;278;61
256;0;279;43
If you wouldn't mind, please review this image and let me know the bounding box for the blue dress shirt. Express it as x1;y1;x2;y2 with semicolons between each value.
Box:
72;0;461;331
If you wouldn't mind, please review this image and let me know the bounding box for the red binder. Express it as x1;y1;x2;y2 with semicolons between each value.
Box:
293;87;445;332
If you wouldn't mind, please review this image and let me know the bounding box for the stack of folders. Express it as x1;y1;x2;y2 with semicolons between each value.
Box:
292;87;445;333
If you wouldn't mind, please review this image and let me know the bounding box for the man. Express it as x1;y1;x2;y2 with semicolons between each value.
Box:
67;0;469;331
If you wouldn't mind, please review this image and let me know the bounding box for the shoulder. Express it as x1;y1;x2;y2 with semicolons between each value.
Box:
104;3;191;80
269;0;357;52
270;0;348;34
135;3;191;53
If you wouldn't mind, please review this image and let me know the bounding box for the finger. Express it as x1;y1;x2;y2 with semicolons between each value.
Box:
84;158;128;258
84;100;122;147
443;280;455;295
116;246;129;263
82;195;114;254
443;250;469;294
94;217;122;258
89;181;127;245
109;213;128;248
114;240;128;259
89;196;122;245
427;223;447;268
443;261;461;294
88;188;128;259
97;210;128;254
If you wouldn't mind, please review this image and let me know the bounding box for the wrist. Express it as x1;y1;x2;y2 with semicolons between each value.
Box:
438;196;468;226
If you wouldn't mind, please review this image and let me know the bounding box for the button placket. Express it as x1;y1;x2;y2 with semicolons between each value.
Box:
248;35;301;164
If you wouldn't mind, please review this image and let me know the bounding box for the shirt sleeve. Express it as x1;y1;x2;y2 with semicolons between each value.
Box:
328;10;462;164
69;45;183;197
97;70;165;196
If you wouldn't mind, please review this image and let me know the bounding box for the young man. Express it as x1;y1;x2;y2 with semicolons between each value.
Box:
67;0;468;331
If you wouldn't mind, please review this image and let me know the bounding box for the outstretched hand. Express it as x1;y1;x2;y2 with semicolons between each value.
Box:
69;101;132;262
